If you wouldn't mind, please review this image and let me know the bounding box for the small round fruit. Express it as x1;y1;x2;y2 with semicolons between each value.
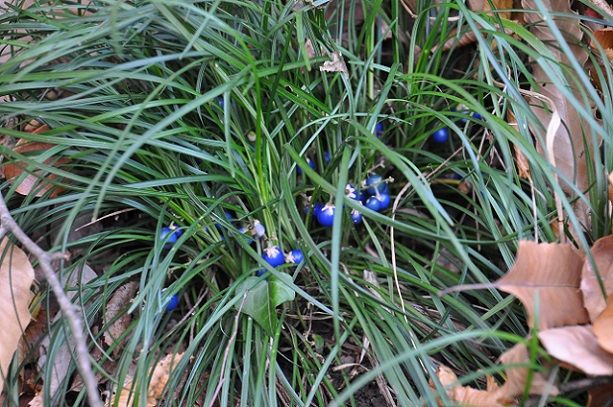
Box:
365;174;389;195
160;225;182;248
166;294;179;312
297;157;316;175
375;122;384;138
376;192;391;210
317;204;336;227
324;151;331;164
432;127;449;143
365;196;382;212
263;245;285;268
351;209;363;224
286;249;305;264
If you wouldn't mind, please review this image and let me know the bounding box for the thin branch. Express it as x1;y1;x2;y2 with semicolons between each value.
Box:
0;192;102;407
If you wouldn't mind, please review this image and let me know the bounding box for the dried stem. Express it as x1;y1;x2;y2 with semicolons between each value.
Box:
0;192;102;407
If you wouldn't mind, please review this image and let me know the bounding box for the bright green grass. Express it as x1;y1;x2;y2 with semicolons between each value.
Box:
0;0;610;405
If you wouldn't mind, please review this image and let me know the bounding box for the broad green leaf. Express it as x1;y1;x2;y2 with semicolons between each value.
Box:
235;274;295;335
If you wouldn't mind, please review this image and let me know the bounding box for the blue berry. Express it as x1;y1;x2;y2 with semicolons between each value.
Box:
166;294;179;312
350;209;363;224
376;192;391;210
365;196;382;212
365;174;389;195
432;128;449;143
472;112;483;120
324;151;331;164
285;249;304;264
263;246;285;268
160;225;182;248
375;122;384;138
317;204;336;227
297;157;316;175
256;269;266;277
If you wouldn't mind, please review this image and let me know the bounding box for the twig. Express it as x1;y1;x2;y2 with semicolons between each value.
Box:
559;375;613;394
0;192;102;407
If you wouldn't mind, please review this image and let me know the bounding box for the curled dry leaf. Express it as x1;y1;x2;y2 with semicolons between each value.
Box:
110;352;184;407
593;294;613;354
522;0;593;229
320;51;348;75
103;282;138;347
581;235;613;322
539;325;613;376
432;344;556;407
0;239;34;394
496;241;589;331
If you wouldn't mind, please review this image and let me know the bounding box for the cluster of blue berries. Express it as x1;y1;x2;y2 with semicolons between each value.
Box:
257;245;305;276
306;172;391;227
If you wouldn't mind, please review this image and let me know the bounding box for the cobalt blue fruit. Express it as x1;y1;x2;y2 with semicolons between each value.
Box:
263;246;285;267
365;174;389;195
432;127;449;143
286;249;304;264
160;225;182;248
324;151;331;164
166;294;179;312
376;192;391;210
317;204;336;227
375;122;384;138
304;201;324;217
350;209;363;224
365;196;382;212
297;157;316;175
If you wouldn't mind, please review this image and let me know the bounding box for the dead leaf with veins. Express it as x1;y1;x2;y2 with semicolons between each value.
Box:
593;294;613;354
103;282;138;347
495;241;589;331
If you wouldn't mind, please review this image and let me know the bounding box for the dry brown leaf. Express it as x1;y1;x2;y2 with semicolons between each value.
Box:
593;294;613;354
521;0;593;229
320;51;348;75
431;344;557;407
581;235;613;322
496;241;589;331
304;39;315;59
539;325;613;376
27;393;44;407
110;352;184;407
592;27;613;61
0;239;34;394
3;126;69;197
587;384;613;407
103;282;138;347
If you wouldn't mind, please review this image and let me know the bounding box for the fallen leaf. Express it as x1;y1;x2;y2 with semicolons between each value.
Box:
592;27;613;61
581;235;613;322
320;51;348;75
468;0;513;19
496;241;589;330
593;294;613;354
3;125;69;197
539;325;613;376
521;0;593;229
431;344;557;407
103;282;138;347
304;39;315;59
110;352;184;407
587;383;613;407
0;239;34;394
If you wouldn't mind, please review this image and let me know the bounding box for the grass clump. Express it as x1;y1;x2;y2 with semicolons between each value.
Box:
0;0;610;405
